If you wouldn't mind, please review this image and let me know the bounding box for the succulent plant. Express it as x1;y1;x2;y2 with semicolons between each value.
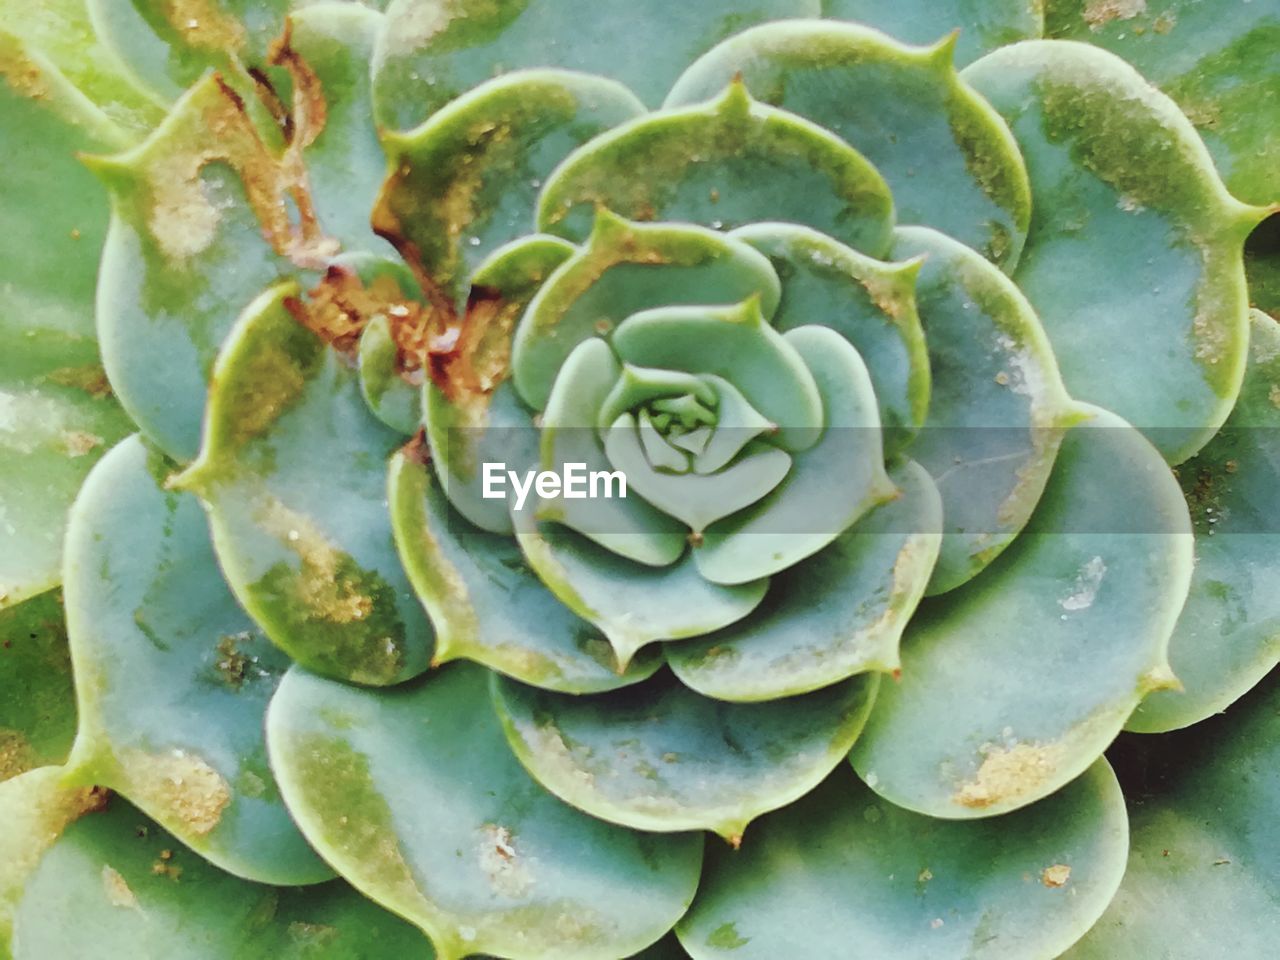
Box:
2;0;1278;957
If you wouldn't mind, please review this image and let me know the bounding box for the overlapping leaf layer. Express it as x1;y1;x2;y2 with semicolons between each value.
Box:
1;2;1277;959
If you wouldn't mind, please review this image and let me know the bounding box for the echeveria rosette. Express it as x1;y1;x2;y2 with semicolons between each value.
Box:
1;2;1278;960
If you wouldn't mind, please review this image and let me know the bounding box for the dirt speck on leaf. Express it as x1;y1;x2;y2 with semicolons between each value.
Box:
101;864;138;909
478;823;534;898
1041;863;1072;888
1083;0;1147;30
123;748;230;836
953;741;1062;809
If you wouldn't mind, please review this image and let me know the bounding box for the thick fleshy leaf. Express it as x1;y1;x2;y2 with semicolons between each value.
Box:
0;767;107;955
538;83;894;257
359;315;421;435
1063;673;1280;959
95;6;388;462
425;235;576;533
0;0;165;133
889;225;1075;595
851;405;1192;818
677;761;1128;960
89;0;290;98
175;282;434;686
666;20;1032;271
963;39;1265;465
669;460;941;701
61;435;331;884
730;223;929;450
3;774;425;959
1127;310;1280;732
0;593;76;782
511;213;780;410
539;338;689;566
492;669;878;840
0;36;137;608
1045;0;1278;207
514;511;768;670
824;0;1044;66
372;0;822;128
267;662;703;960
612;299;823;452
606;423;792;534
388;448;663;693
696;326;896;585
374;70;643;307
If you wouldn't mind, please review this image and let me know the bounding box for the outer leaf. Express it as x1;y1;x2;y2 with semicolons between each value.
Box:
1126;310;1280;732
0;767;107;956
677;761;1128;960
730;223;929;451
695;326;896;585
824;0;1044;66
0;36;137;608
963;39;1266;464
1045;0;1278;206
374;70;644;307
537;83;894;258
425;235;576;533
668;459;941;701
511;213;780;411
372;0;822;128
62;435;331;884
1065;671;1280;958
176;283;434;686
0;0;165;133
0;593;76;783
851;405;1192;818
4;775;425;959
388;448;663;693
267;662;703;960
666;20;1033;271
492;669;878;840
95;6;387;461
889;226;1075;595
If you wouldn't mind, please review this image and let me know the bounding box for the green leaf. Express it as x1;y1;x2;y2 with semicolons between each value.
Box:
359;318;420;435
676;761;1128;960
666;20;1032;271
175;282;434;686
375;69;644;307
61;435;331;885
3;773;425;959
266;662;703;960
730;223;929;452
537;82;894;258
0;36;138;608
824;0;1044;66
387;448;663;693
0;593;76;783
611;299;824;452
94;5;391;462
889;225;1075;595
1044;0;1279;207
425;234;576;533
1062;672;1280;958
492;669;878;840
372;0;822;129
511;212;780;411
963;39;1266;465
851;405;1192;818
0;0;165;134
1127;310;1280;732
668;459;941;701
513;510;768;671
695;326;896;585
539;338;689;567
